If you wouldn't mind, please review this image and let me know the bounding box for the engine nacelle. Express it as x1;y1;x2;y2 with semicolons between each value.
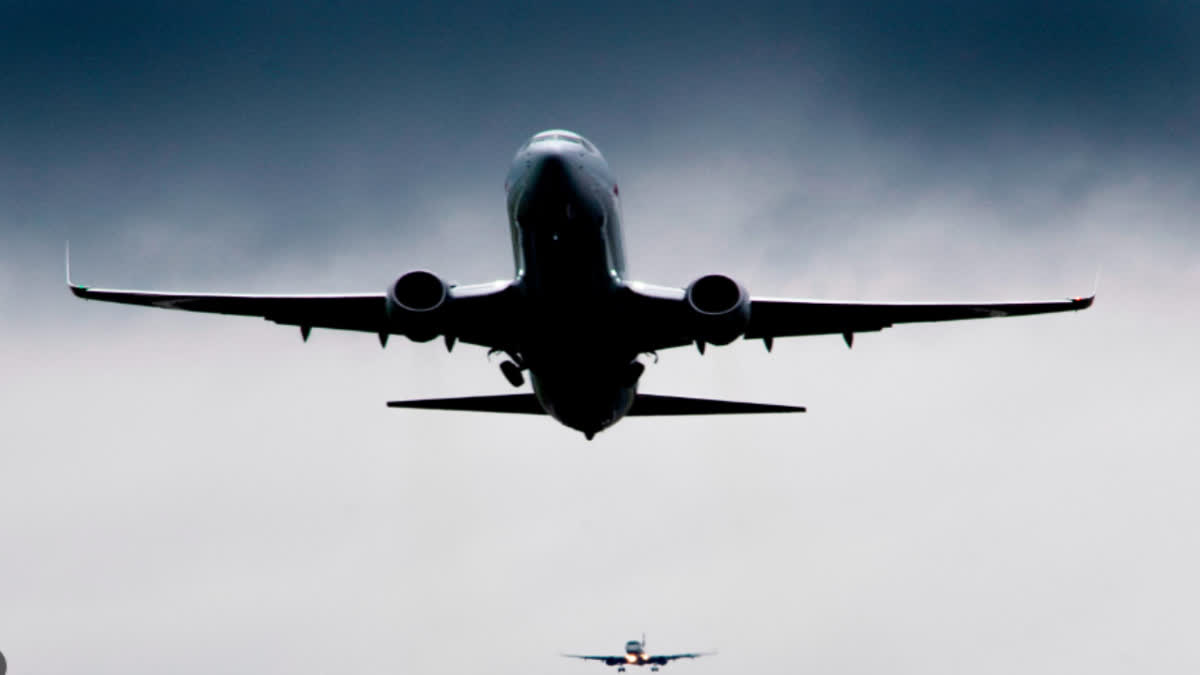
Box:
386;270;450;342
685;273;751;345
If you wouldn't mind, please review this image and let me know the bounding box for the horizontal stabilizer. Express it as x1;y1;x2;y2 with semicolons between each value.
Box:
387;394;546;414
386;393;805;416
630;394;805;415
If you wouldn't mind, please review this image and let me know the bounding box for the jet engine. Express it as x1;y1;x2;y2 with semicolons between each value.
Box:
686;273;751;345
386;270;450;342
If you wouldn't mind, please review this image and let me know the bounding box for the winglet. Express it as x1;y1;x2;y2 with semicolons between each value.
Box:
1071;267;1100;309
66;241;88;298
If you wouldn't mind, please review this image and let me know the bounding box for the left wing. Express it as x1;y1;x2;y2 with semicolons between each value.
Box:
623;282;1093;351
647;652;714;664
69;276;520;351
744;294;1094;341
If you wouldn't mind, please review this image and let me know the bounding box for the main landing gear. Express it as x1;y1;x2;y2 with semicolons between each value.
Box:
651;667;660;672
616;668;626;673
500;359;524;387
490;349;527;387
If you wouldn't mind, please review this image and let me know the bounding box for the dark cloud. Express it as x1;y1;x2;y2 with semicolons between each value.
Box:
3;1;1195;252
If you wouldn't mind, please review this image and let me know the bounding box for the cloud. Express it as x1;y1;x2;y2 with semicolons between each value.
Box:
2;2;1199;673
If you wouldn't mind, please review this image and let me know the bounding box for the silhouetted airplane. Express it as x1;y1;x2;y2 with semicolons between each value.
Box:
564;635;712;672
70;129;1094;438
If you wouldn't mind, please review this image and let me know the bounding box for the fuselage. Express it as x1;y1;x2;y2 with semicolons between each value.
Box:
624;640;647;664
504;130;635;437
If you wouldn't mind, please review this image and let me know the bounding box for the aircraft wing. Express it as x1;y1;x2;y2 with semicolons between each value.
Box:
624;282;1093;351
562;654;626;666
647;652;713;664
743;295;1094;341
69;278;520;350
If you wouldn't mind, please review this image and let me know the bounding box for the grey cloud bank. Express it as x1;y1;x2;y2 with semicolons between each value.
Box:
2;2;1198;674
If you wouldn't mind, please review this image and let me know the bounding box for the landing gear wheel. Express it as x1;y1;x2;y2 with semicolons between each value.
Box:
500;360;525;387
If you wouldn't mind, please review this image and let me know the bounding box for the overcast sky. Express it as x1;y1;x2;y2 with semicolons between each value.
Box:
2;2;1198;674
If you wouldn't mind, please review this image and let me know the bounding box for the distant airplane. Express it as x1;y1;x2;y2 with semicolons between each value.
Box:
564;635;712;672
70;129;1094;439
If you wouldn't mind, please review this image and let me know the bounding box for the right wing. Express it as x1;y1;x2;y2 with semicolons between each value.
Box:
562;655;626;666
70;275;520;351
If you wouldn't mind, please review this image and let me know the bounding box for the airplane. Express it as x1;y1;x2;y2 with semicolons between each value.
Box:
69;128;1094;439
563;635;712;672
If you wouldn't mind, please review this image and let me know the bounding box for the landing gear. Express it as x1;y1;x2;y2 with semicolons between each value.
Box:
500;360;525;387
651;667;660;672
617;668;626;673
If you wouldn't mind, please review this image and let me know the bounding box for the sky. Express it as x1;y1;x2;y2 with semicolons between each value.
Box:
1;1;1198;673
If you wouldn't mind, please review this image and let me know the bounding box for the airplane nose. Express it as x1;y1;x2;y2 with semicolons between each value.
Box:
525;152;573;195
515;151;604;228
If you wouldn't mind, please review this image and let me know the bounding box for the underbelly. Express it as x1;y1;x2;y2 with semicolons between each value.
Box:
530;365;637;434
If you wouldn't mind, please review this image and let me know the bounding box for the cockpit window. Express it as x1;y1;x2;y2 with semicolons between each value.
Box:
526;132;595;153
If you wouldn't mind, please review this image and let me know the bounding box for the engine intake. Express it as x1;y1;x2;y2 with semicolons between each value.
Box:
386;270;449;342
686;273;750;345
